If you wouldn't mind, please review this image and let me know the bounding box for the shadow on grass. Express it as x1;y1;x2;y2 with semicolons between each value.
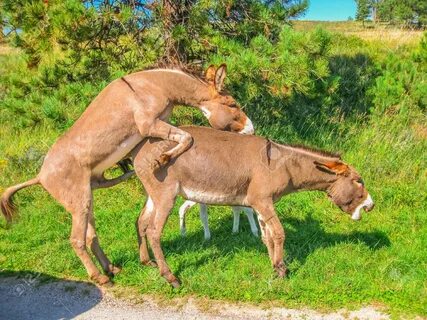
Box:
0;270;102;320
157;212;390;277
283;214;390;267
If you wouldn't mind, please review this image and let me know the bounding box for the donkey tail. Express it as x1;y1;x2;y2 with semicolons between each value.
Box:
1;177;40;224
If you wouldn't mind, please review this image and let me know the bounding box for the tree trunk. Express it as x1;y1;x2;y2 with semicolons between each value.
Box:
160;0;194;66
161;0;180;65
372;6;377;24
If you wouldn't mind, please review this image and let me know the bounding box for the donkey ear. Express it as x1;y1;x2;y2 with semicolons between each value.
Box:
314;160;349;175
214;63;227;92
205;65;216;84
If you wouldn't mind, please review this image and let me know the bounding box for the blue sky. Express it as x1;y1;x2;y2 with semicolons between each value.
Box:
300;0;357;21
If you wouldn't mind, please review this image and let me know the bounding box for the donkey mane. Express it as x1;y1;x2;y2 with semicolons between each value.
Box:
144;63;208;84
286;143;342;159
265;138;341;166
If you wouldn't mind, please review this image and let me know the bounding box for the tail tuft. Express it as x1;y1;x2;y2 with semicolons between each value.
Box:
1;178;40;224
1;195;16;224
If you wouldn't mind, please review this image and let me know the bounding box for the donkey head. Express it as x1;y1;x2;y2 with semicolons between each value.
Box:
200;64;254;135
314;160;374;221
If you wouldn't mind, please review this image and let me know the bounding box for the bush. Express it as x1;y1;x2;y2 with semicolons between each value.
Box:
372;33;427;114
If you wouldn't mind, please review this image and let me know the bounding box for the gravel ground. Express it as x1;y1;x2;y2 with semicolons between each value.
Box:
0;276;390;320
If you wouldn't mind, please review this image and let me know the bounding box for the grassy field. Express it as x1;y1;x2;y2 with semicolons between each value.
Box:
1;23;427;318
294;21;424;48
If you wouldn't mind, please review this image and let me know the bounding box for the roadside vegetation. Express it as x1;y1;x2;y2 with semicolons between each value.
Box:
0;1;426;317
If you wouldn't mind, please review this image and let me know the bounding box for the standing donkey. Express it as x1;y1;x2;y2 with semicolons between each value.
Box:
1;65;253;285
178;115;259;240
132;126;374;288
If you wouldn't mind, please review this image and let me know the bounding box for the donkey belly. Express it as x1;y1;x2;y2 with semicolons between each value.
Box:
180;186;247;206
92;134;142;176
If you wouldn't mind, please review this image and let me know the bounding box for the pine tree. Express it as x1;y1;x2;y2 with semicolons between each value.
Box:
154;0;309;65
355;0;370;25
376;0;426;27
1;0;309;78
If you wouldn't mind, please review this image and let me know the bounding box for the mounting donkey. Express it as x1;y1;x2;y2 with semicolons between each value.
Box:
1;65;253;285
132;126;374;288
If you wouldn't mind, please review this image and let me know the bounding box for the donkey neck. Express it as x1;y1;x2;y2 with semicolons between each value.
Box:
140;69;211;106
280;144;339;192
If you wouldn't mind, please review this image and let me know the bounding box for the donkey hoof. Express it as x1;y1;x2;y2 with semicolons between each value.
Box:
152;153;171;171
151;160;161;171
95;274;112;286
165;273;181;288
169;279;181;289
142;260;158;268
159;153;171;164
274;263;288;278
108;265;122;276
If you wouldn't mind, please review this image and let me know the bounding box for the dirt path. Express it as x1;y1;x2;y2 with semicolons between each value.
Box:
0;276;389;320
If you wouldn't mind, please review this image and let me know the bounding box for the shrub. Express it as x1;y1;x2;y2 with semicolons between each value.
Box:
372;32;427;114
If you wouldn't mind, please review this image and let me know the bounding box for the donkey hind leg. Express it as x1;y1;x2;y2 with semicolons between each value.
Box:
199;203;211;240
232;207;240;234
244;208;259;237
233;206;259;237
252;201;286;278
136;197;157;267
86;204;121;276
70;195;112;285
145;195;180;288
42;176;110;285
178;200;197;236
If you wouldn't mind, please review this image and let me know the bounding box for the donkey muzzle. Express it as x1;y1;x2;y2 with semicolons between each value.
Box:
364;202;375;212
351;194;374;221
239;117;254;135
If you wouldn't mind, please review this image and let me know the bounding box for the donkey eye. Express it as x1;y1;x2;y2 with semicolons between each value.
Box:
345;199;354;206
356;178;364;186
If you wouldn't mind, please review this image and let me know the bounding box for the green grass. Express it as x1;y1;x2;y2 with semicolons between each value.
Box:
1;112;426;318
1;30;427;318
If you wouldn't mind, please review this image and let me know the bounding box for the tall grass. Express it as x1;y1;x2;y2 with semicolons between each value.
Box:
294;21;424;48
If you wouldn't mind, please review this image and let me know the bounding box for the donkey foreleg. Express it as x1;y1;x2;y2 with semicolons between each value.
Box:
251;200;286;278
243;207;259;237
148;120;193;170
257;215;275;261
199;203;211;240
231;207;258;237
232;207;240;234
178;200;197;236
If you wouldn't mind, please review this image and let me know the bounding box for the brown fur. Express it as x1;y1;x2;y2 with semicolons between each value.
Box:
288;144;341;159
131;126;374;287
1;178;39;224
0;65;251;285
